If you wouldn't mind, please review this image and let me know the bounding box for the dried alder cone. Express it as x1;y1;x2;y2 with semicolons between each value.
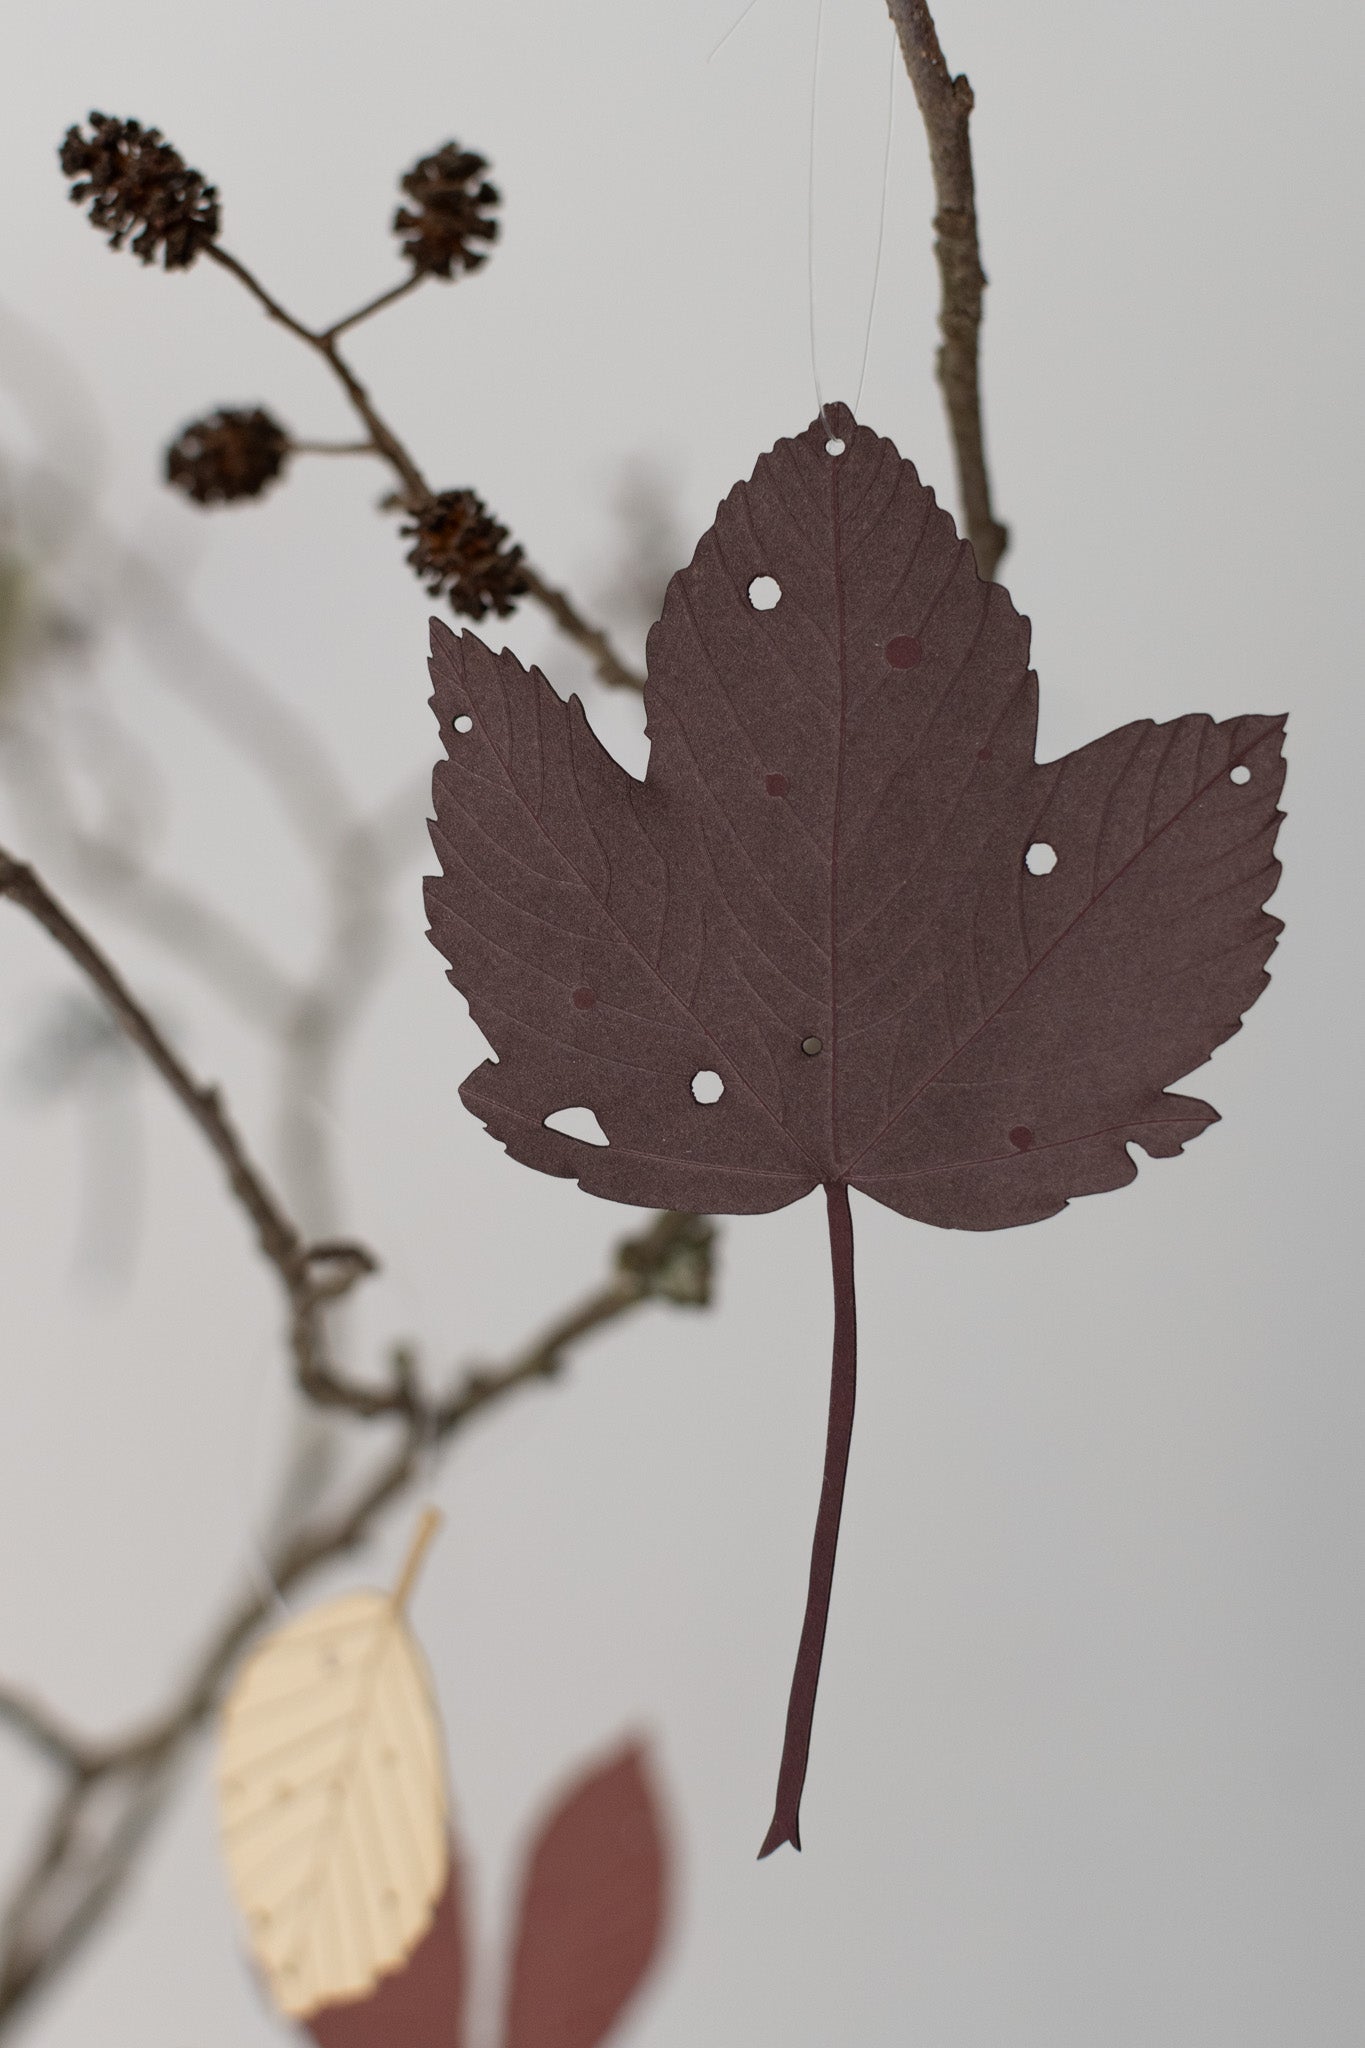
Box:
425;404;1286;1848
393;142;500;278
59;112;219;268
165;406;290;505
404;488;527;622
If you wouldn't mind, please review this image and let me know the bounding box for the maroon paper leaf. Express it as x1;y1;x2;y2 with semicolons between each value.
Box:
501;1742;668;2048
426;404;1285;1852
304;1861;468;2048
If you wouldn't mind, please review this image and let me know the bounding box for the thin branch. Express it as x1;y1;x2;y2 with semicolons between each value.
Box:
0;846;304;1277
886;0;1008;581
286;438;382;458
519;565;649;693
320;271;427;343
202;244;646;691
0;1690;95;1779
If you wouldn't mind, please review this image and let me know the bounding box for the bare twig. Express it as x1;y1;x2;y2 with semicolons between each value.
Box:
203;245;645;691
287;438;383;458
320;272;428;343
886;0;1008;580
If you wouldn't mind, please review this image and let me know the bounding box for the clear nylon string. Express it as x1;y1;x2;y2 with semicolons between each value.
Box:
807;3;899;427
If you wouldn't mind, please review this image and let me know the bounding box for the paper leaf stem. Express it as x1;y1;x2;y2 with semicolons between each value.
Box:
217;1512;449;2019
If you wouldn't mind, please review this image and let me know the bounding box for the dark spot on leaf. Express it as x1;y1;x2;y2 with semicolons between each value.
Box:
765;773;788;797
977;746;992;761
886;636;922;668
572;986;596;1009
1009;1126;1034;1151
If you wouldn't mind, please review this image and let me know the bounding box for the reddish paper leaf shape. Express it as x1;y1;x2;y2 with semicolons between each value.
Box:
426;403;1286;1852
501;1742;667;2048
305;1862;468;2048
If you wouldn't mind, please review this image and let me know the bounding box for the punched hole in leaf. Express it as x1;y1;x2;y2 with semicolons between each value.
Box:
1025;842;1058;875
691;1069;725;1104
1230;765;1251;785
825;437;846;457
748;576;781;611
452;714;474;734
543;1105;609;1146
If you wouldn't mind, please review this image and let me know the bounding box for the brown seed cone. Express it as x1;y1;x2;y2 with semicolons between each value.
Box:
165;409;290;505
60;113;219;269
393;144;499;280
403;490;526;620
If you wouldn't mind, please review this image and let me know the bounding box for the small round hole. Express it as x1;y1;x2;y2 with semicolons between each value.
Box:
747;576;781;612
452;714;474;734
691;1069;724;1104
825;437;846;457
1229;765;1251;785
1024;842;1058;876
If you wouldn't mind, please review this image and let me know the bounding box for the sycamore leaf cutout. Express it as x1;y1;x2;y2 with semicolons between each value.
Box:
301;1743;668;2048
218;1513;449;2019
425;402;1286;1854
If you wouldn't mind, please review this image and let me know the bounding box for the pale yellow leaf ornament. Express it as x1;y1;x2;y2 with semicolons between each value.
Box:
217;1510;449;2019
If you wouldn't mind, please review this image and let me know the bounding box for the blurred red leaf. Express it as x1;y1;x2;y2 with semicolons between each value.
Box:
304;1858;468;2048
502;1743;668;2048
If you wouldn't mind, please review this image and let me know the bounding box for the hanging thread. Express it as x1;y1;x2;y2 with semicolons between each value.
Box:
806;3;900;429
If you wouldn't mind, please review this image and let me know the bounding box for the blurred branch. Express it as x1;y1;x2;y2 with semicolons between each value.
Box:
0;1689;95;1778
0;1206;711;2026
886;0;1008;580
0;717;294;1031
0;845;312;1280
203;245;645;693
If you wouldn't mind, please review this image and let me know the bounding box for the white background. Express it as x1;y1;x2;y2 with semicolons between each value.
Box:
1;1;1362;2042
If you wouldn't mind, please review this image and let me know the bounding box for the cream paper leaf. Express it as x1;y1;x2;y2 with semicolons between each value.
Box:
217;1514;449;2019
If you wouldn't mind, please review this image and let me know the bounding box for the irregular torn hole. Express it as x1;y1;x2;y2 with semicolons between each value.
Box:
1025;842;1058;875
690;1070;725;1104
543;1105;610;1146
748;576;781;611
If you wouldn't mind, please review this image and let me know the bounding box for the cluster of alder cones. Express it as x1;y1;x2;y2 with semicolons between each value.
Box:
59;114;524;620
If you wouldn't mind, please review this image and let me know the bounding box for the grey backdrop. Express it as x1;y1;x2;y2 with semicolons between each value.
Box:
1;1;1362;2043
